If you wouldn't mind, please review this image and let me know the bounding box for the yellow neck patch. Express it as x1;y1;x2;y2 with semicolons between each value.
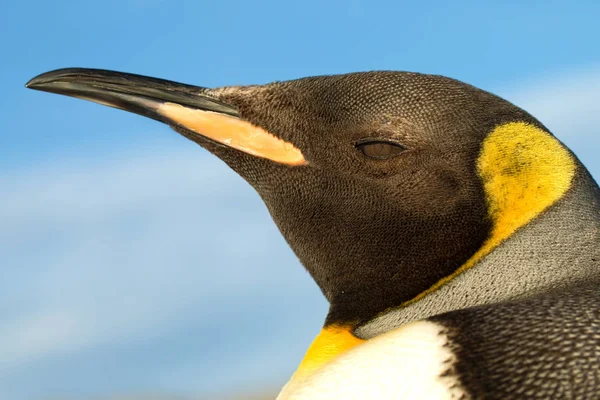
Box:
402;121;576;306
294;325;364;378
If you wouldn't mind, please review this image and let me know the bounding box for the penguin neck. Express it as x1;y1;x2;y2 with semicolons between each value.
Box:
355;169;600;339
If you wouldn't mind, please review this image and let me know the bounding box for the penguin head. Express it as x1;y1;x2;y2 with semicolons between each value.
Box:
26;69;576;326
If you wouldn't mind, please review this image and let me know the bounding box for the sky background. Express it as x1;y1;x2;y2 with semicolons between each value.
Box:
2;1;600;399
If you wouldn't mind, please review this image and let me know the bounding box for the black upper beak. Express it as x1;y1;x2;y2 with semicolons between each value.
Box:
26;68;239;123
26;68;307;166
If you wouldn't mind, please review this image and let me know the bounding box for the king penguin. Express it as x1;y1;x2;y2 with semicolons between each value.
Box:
27;68;600;399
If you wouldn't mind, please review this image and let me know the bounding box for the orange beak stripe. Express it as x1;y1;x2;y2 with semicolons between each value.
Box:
157;102;307;166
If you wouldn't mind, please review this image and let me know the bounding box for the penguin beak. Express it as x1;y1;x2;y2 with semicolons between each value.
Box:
26;68;306;166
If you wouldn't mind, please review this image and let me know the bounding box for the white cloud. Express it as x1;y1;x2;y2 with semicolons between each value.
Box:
499;66;600;139
0;144;324;379
0;311;81;366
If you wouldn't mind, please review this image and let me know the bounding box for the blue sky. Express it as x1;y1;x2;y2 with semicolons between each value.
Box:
2;1;600;399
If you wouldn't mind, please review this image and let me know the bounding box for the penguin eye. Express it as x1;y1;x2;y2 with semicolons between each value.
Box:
355;140;405;160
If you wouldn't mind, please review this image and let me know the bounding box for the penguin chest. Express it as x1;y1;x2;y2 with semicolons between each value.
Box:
276;321;465;400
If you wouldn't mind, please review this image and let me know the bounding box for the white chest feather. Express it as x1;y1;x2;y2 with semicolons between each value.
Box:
277;321;465;400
